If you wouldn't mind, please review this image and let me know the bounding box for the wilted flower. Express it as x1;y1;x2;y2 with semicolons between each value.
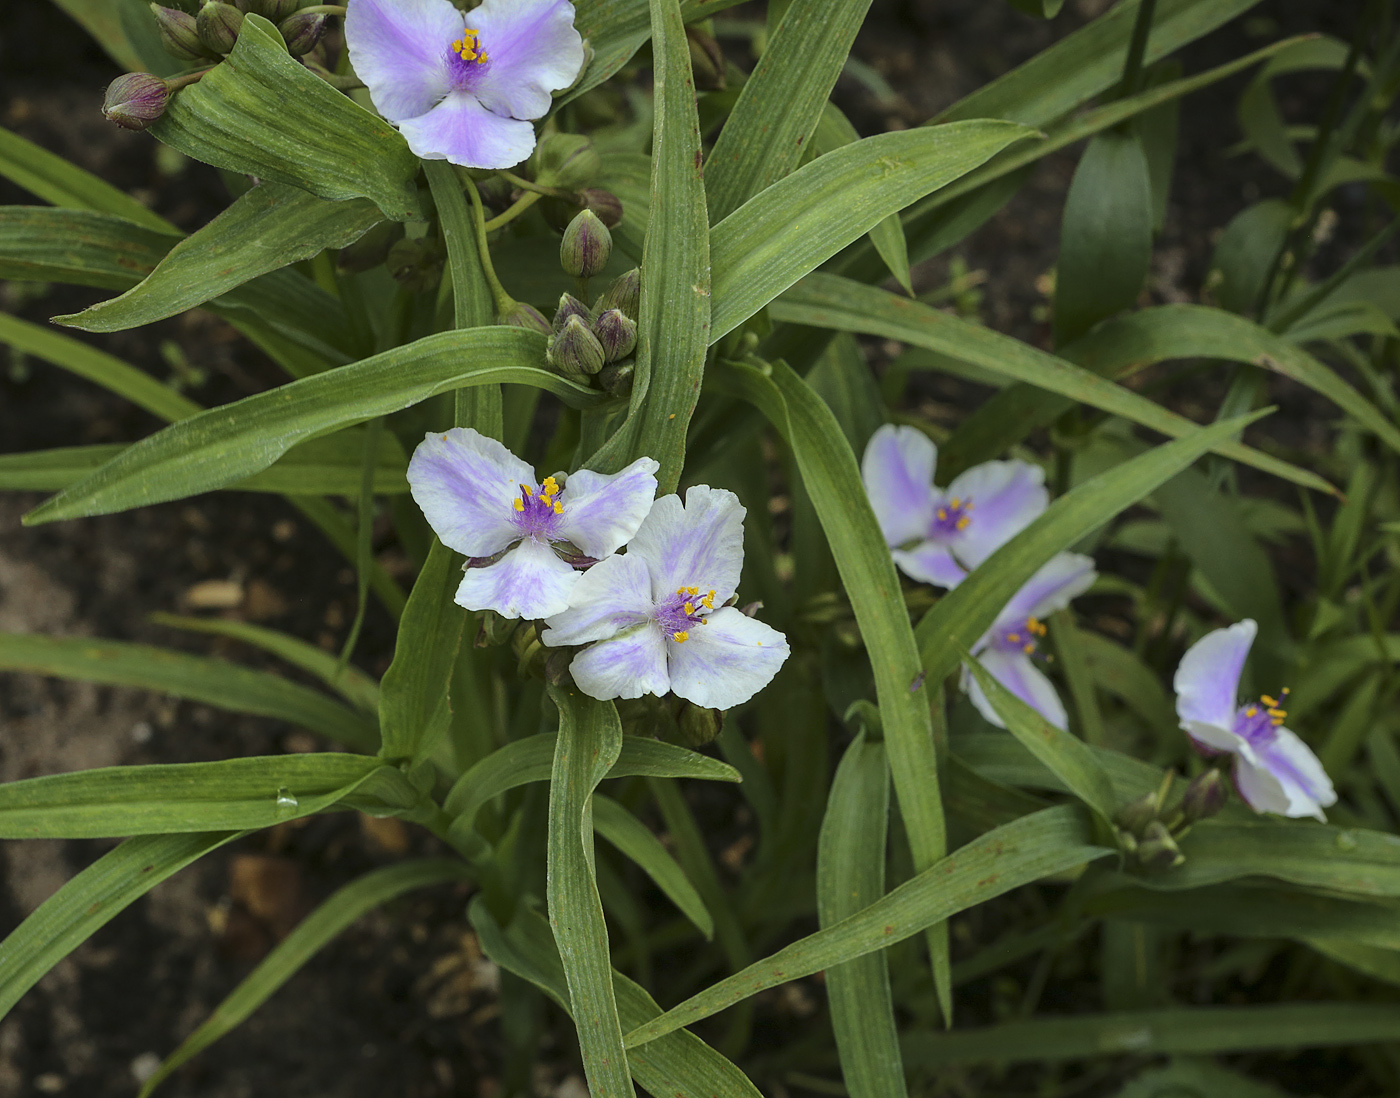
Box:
1174;619;1336;821
861;425;1048;588
961;553;1096;731
542;486;789;708
407;428;658;619
345;0;586;169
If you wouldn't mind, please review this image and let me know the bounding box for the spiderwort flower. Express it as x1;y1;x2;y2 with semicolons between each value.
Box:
861;424;1048;588
345;0;586;169
542;486;789;708
1173;619;1336;821
961;553;1096;731
407;428;658;620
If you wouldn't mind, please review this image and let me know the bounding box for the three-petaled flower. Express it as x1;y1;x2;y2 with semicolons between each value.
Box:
542;486;790;708
961;553;1097;731
346;0;586;168
862;424;1048;588
407;428;658;620
1174;619;1336;820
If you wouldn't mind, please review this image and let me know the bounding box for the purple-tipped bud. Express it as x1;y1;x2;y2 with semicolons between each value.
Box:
150;4;215;61
279;11;327;56
1113;790;1159;837
560;209;612;279
686;25;726;91
1136;820;1185;870
593;308;636;362
498;301;552;335
1180;769;1228;824
594;268;639;322
677;703;723;748
547;315;605;379
578;188;624;229
552;292;594;334
102;73;170;131
196;0;244;54
598;361;634;397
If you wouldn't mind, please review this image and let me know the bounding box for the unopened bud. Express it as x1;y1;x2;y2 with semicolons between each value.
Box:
1136;820;1185;870
560;209;612;279
686;25;726;91
598;361;634;397
552;292;594;333
196;0;244;55
150;4;215;61
677;703;723;748
578;188;624;229
593;308;636;362
533;132;600;191
1180;769;1228;824
102;73;170;131
386;237;444;293
594;268;639;321
548;315;605;379
498;301;551;335
1113;791;1159;837
256;0;301;19
337;220;403;273
279;11;327;56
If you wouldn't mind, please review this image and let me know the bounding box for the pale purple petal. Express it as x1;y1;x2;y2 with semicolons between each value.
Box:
556;456;660;559
1173;620;1256;730
892;541;966;589
666;608;789;710
861;424;938;549
569;623;671;701
454;536;578;619
627;487;745;605
994;553;1097;631
1232;753;1293;817
397;90;537;168
345;0;459;122
963;648;1068;731
1182;719;1246;757
1255;726;1337;821
467;0;586;120
541;554;654;647
408;427;532;557
945;460;1048;568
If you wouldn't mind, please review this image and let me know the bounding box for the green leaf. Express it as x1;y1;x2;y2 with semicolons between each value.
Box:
1053;131;1153;346
709;122;1031;342
594;152;651;261
594;795;713;938
0;831;240;1020
0;206;177;289
150;15;420;221
137;858;470;1097
622;805;1111;1048
1209;200;1292;316
0;125;174;231
704;0;875;224
56;184;383;333
48;0;148;71
818;732;906;1098
1236;36;1352;178
773;276;1333;494
24;328;607;525
0;754;389;838
0;631;378;751
378;539;467;762
546;688;634;1097
1076;633;1176;741
1308;939;1400;991
1113;1059;1297;1098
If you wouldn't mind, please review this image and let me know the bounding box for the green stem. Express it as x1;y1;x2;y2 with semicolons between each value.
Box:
297;4;347;14
499;169;573;198
482;190;544;233
464;180;518;313
166;68;212;92
1117;0;1159;98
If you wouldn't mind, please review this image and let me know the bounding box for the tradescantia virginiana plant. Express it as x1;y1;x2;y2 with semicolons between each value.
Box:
8;0;1400;1093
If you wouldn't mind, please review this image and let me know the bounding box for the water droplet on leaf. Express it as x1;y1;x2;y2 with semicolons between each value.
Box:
1336;830;1359;851
274;787;299;817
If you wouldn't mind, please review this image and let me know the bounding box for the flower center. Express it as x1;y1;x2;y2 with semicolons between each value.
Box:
992;615;1048;657
931;496;973;538
656;586;716;643
446;26;489;86
511;476;563;539
1233;688;1289;744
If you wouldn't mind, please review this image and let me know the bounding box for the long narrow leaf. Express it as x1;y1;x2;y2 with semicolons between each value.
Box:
595;795;713;938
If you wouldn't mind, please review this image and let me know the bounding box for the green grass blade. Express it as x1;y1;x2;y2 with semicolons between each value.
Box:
594;795;713;938
623;805;1111;1048
0;632;378;751
546;688;634;1097
0;831;240;1021
23;328;608;525
818;732;907;1098
138;858;471;1097
0;205;177;289
774;276;1331;494
0;754;387;838
709;123;1031;342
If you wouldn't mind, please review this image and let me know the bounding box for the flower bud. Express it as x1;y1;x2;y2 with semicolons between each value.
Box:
533;132;601;191
102;73;170;131
598;361;634;397
560;209;612;279
578;188;624;229
677;703;723;748
686;25;726;91
592;308;636;362
497;301;551;335
196;0;244;55
1136;820;1185;870
150;4;215;61
279;11;327;56
548;315;605;379
594;268;639;321
1113;791;1159;837
552;292;594;334
385;237;444;293
336;219;403;273
1180;769;1228;824
256;0;301;19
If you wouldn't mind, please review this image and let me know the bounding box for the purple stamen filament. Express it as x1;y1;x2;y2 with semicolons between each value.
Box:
510;476;563;539
997;615;1048;657
932;496;974;537
657;585;716;643
1234;687;1290;744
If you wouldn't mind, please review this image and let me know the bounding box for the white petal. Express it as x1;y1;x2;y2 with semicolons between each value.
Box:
557;456;660;559
945;459;1048;568
666;608;790;710
627;486;746;604
541;553;654;646
466;0;586;120
1257;726;1337;820
1183;719;1248;757
345;0;459;122
892;541;966;589
407;427;531;557
963;648;1069;730
1173;620;1256;730
396;90;538;169
860;424;938;548
568;623;671;701
1232;753;1293;817
454;537;578;619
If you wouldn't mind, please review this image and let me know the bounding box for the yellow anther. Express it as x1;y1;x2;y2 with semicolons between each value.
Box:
520;483;531;495
950;497;962;508
937;508;948;521
956;516;970;530
676;588;686;596
1267;707;1287;719
553;502;563;514
673;631;689;643
702;591;715;609
1261;694;1279;708
1245;706;1258;718
683;602;694;615
964;501;974;510
1007;633;1021;643
687;586;699;595
513;499;524;512
1023;643;1036;654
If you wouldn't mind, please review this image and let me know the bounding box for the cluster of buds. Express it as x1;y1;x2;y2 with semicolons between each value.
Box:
1114;768;1228;871
534;265;639;396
